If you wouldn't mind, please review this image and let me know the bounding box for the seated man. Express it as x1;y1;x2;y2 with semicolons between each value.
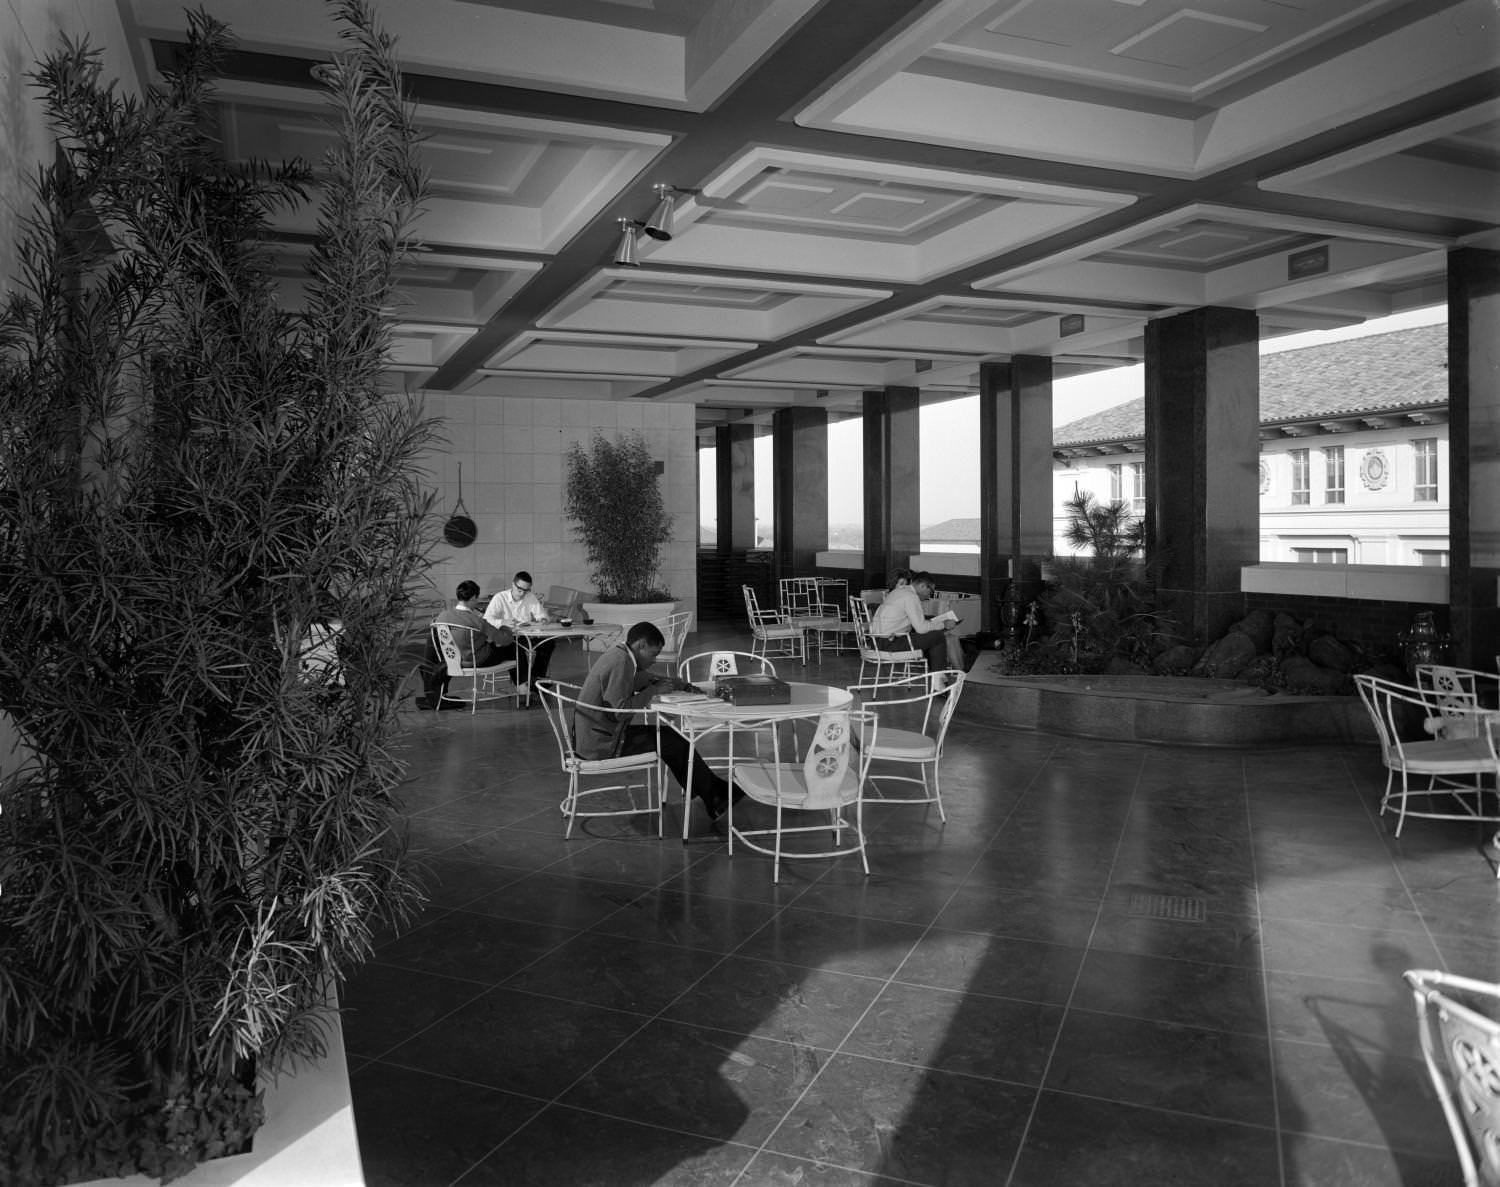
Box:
574;621;735;825
870;570;964;670
420;580;515;707
483;569;554;694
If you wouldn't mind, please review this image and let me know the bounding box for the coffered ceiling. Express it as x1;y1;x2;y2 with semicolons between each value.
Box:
117;0;1500;429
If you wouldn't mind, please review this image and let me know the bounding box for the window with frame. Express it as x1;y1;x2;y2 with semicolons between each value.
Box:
1414;549;1449;567
1108;463;1122;502
1290;449;1309;505
1129;462;1144;515
1292;547;1348;564
1324;445;1344;504
1413;438;1438;501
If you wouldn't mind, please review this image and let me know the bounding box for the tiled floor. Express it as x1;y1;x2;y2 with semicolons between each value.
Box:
346;622;1493;1186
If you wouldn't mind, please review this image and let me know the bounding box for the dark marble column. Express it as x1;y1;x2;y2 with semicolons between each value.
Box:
772;406;829;577
979;357;1054;630
1447;247;1500;668
714;423;755;553
861;386;919;589
1144;307;1260;643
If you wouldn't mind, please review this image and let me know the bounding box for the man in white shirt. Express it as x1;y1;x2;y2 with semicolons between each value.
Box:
483;570;554;693
870;570;963;670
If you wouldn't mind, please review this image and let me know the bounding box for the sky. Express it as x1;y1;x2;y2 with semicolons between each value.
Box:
719;303;1449;528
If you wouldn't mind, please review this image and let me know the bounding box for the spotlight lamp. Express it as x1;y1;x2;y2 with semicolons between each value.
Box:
644;183;682;241
613;217;642;267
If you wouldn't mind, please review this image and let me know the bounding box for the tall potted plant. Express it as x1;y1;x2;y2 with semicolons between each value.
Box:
0;3;433;1183
564;432;677;631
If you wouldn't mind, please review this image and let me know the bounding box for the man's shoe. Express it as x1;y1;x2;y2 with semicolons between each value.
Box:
414;696;436;711
686;796;717;837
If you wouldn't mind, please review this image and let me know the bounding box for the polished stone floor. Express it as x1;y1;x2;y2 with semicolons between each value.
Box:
345;622;1493;1186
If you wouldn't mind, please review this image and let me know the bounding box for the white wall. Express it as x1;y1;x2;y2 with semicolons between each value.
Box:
416;392;699;610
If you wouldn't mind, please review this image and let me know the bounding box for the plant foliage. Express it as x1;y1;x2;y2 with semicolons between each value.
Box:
0;3;434;1181
1034;492;1167;669
564;432;674;603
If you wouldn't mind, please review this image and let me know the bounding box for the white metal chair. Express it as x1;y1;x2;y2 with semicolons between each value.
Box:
1403;968;1500;1187
848;670;965;821
431;622;521;713
780;576;855;662
727;708;877;882
848;595;925;685
1353;673;1499;836
535;680;664;839
678;650;776;689
743;584;805;664
654;610;694;670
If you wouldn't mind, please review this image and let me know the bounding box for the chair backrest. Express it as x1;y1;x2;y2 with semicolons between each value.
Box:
543;584;587;620
1404;968;1500;1187
1416;664;1489;739
678;650;774;686
655;610;694;663
535;679;580;764
796;709;875;810
432;621;478;675
849;669;965;743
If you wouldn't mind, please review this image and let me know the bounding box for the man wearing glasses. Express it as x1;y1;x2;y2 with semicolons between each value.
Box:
484;570;554;695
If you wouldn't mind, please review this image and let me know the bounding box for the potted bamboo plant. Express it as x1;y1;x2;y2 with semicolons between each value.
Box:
0;3;433;1182
564;432;678;633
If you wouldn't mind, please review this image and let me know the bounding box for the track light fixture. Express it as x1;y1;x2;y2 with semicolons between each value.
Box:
613;217;642;266
644;183;681;241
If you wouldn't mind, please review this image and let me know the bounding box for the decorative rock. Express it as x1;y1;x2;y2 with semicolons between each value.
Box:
1279;655;1347;694
1152;644;1198;675
1272;613;1305;658
1193;630;1257;679
1228;609;1274;652
1307;634;1354;673
1240;655;1276;684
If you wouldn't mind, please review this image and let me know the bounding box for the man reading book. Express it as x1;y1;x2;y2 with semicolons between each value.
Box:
870;571;963;670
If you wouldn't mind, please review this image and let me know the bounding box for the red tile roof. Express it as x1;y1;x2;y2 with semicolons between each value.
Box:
1054;323;1447;448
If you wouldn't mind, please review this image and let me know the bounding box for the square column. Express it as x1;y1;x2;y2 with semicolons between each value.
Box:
772;406;829;576
861;386;920;588
714;423;756;553
979;357;1053;628
1448;247;1500;667
1144;307;1260;642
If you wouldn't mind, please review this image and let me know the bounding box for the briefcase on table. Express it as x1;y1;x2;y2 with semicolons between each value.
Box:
715;674;791;706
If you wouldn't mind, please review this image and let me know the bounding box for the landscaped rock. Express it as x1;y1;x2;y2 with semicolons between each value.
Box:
1193;630;1257;678
1152;644;1198;675
1279;655;1347;694
1307;634;1355;673
1228;609;1274;652
1241;655;1277;684
1272;613;1305;657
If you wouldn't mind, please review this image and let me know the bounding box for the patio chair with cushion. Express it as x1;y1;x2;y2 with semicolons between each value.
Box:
728;708;877;882
848;669;965;821
536;679;664;839
1353;673;1500;837
743;584;804;664
431;622;521;713
848;594;924;686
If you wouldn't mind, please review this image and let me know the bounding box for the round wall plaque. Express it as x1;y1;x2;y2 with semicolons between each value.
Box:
1360;449;1389;491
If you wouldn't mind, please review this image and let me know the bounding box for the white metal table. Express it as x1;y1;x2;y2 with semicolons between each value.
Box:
512;622;622;704
653;680;855;841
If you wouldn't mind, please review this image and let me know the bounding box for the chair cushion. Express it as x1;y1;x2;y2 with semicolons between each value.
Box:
868;728;936;760
572;752;659;775
1399;735;1494;773
734;762;859;809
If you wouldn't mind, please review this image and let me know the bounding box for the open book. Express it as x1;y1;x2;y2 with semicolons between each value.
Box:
933;610;959;626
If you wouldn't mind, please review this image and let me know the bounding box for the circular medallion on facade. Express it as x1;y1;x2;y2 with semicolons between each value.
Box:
1360;449;1389;491
1258;460;1270;494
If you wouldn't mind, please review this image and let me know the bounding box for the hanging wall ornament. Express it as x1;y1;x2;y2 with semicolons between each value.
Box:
443;463;477;547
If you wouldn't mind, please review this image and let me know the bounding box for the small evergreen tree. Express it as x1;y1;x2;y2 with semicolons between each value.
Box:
0;3;434;1181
